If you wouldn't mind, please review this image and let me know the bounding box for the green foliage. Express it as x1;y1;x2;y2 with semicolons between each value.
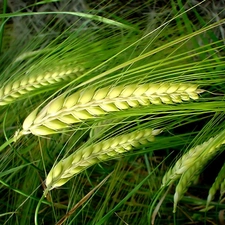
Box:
0;0;225;224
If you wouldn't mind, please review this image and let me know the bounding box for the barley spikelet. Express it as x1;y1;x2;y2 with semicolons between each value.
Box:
0;64;84;106
18;82;202;137
207;163;225;207
162;133;225;187
89;118;121;138
45;128;161;191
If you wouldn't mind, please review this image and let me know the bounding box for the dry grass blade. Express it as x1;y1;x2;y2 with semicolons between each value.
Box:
0;64;84;106
45;128;161;191
55;172;112;225
17;82;202;137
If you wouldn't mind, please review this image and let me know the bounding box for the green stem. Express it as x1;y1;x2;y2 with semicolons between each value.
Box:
0;0;8;53
0;179;51;206
0;137;15;152
35;194;45;225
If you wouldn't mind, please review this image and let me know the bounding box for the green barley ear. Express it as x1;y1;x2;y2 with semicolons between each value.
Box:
162;137;213;187
45;128;161;192
173;152;222;213
15;82;202;138
162;132;225;187
206;163;225;208
170;130;225;212
0;64;84;106
173;160;203;213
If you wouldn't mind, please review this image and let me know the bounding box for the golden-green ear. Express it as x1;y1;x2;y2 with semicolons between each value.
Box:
45;128;161;191
17;82;201;138
0;65;83;107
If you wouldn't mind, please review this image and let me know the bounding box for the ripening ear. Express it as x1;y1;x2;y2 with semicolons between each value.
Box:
45;128;161;191
16;82;202;138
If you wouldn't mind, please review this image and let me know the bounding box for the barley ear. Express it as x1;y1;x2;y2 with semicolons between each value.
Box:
19;82;202;137
172;130;225;212
173;161;202;213
45;128;161;192
0;65;83;106
206;163;225;208
162;137;213;187
162;131;225;187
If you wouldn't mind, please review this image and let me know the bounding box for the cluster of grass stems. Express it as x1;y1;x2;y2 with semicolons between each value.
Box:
0;0;225;224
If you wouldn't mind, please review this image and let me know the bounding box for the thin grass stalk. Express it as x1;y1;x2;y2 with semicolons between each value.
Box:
220;178;225;199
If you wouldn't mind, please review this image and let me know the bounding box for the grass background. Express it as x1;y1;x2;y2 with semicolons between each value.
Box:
0;0;225;224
